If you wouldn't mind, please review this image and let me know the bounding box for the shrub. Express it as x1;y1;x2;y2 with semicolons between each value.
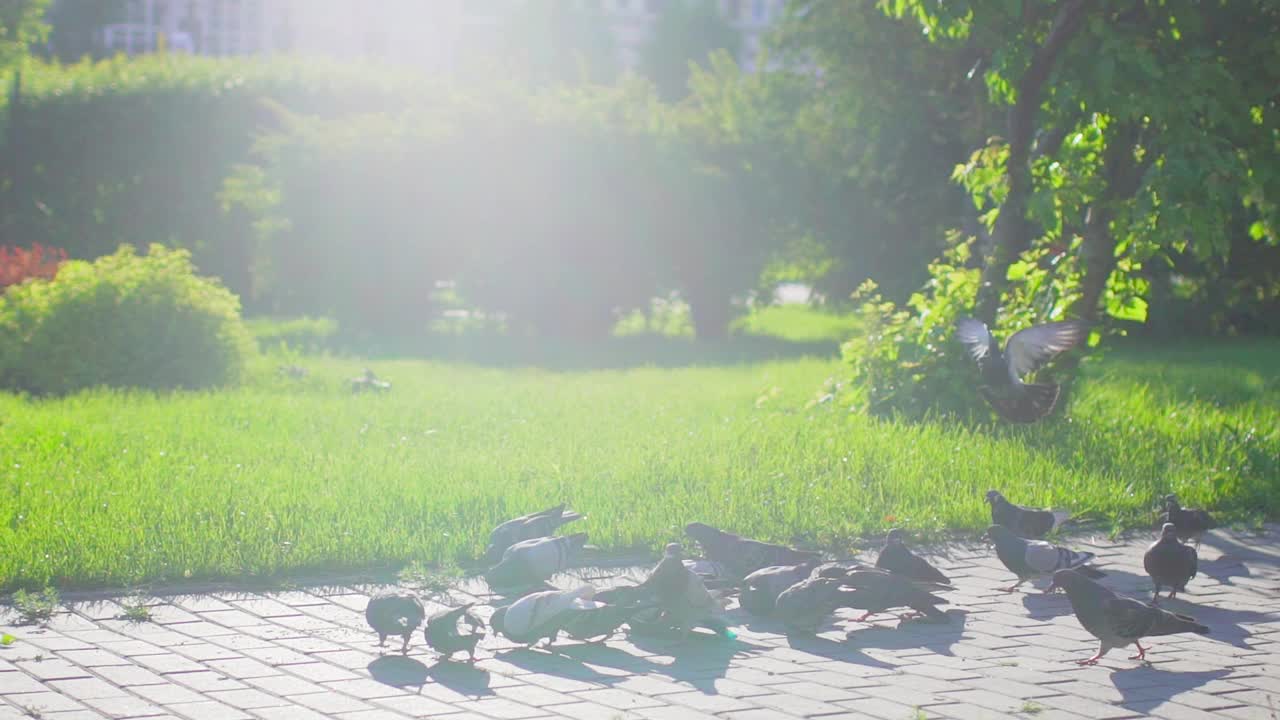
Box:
0;243;66;289
0;244;253;394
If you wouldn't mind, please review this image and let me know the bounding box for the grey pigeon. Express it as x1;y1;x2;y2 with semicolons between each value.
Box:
562;594;657;643
684;522;822;579
955;318;1089;423
1050;568;1209;665
632;543;735;641
1159;494;1214;549
489;586;597;648
986;490;1069;539
816;566;950;623
773;577;864;634
351;368;391;393
740;561;821;617
986;525;1104;593
876;529;950;585
1144;523;1198;603
423;604;485;662
484;533;588;589
486;504;585;561
364;592;425;654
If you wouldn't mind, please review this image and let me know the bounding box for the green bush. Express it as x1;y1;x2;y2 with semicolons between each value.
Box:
0;244;253;394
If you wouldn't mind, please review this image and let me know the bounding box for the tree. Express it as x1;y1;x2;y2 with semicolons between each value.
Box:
0;0;49;69
640;0;740;102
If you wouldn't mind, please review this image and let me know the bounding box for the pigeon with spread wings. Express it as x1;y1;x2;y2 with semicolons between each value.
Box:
955;318;1089;423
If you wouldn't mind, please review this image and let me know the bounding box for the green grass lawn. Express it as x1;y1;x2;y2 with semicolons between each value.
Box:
0;333;1276;592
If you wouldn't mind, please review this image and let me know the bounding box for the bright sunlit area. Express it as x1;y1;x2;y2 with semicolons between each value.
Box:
1;2;1279;717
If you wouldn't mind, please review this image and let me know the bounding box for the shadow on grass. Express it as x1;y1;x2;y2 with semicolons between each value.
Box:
326;333;840;370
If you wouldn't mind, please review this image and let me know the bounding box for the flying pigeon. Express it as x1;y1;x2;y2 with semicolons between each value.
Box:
1159;495;1215;549
364;592;425;654
1144;523;1198;603
875;529;950;585
815;566;950;623
484;533;588;589
986;525;1104;593
1049;568;1209;665
632;543;736;641
423;604;485;662
986;490;1070;539
684;522;822;579
739;561;822;617
485;504;585;561
489;586;598;648
773;577;865;634
955;318;1089;423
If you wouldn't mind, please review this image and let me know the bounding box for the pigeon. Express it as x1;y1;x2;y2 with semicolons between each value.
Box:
955;318;1089;423
1159;495;1215;549
986;490;1070;539
1049;568;1209;665
773;577;865;634
1144;523;1198;603
562;593;657;643
986;525;1105;593
489;586;598;648
485;504;585;561
364;592;425;654
683;558;738;590
684;522;822;579
423;604;485;662
632;543;736;641
740;561;822;617
351;368;391;393
876;529;950;585
815;566;950;623
484;533;588;589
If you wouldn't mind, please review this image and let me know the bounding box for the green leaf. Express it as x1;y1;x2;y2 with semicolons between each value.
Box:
0;634;14;646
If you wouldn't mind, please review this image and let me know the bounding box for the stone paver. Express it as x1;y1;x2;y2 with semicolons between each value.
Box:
3;526;1279;719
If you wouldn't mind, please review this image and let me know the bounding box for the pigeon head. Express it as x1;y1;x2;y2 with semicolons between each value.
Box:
885;528;907;545
1160;522;1179;539
985;524;1015;544
1163;493;1180;508
663;543;683;559
984;490;1004;505
683;522;728;550
1046;568;1088;595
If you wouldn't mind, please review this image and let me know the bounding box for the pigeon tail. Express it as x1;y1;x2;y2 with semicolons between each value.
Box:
1149;609;1210;637
981;382;1061;423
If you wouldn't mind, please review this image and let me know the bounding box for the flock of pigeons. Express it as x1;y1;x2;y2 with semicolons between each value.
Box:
365;492;1218;669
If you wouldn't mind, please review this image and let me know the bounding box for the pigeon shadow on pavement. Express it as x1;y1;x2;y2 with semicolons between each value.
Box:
1107;666;1234;708
497;645;635;686
623;630;765;695
368;655;430;689
427;658;495;697
1155;598;1273;650
843;609;969;656
1199;531;1276;583
782;631;900;671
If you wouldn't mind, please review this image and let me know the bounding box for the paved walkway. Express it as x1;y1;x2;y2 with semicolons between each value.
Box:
2;526;1278;720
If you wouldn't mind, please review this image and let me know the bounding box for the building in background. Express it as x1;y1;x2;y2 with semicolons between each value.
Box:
70;0;784;74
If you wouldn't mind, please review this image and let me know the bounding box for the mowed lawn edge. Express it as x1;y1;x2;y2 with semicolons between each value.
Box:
0;340;1276;591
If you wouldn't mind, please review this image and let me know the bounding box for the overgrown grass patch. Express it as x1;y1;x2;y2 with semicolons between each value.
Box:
0;338;1275;591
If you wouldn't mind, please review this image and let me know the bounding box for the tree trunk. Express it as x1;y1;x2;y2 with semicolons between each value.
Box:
973;0;1094;325
1075;121;1152;322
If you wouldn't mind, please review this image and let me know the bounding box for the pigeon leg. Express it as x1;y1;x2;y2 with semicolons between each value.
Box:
1167;590;1177;600
1128;641;1148;661
852;611;879;623
1076;645;1108;666
897;611;922;621
400;635;411;655
1000;579;1025;594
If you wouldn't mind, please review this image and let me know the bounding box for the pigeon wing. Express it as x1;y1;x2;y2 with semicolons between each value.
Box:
955;318;994;363
1103;595;1157;641
1004;321;1089;379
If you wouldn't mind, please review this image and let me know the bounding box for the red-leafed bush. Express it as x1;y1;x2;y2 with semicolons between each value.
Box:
0;244;67;290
